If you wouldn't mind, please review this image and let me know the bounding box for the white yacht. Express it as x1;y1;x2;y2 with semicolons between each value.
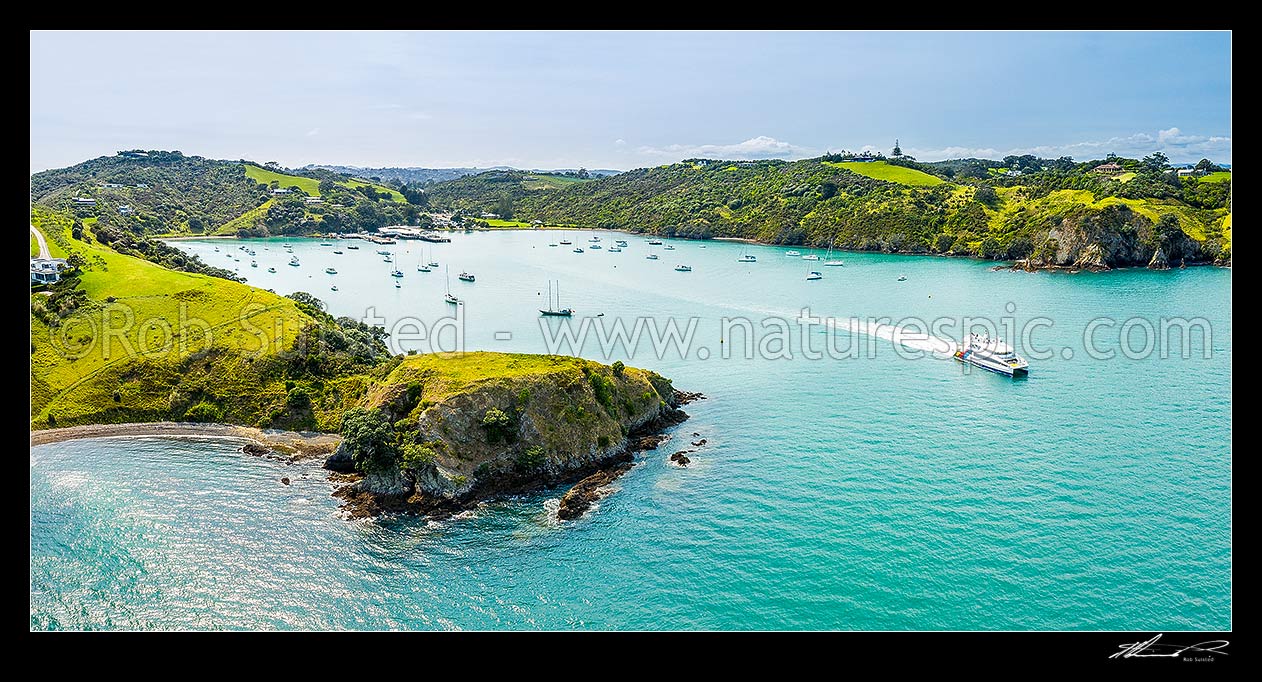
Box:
801;253;820;261
647;238;663;245
288;256;300;266
786;250;801;257
674;264;692;272
806;271;823;280
590;244;602;250
954;334;1029;377
608;246;622;252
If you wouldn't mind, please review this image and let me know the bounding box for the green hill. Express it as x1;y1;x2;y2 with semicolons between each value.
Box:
29;206;403;431
31;151;419;240
822;160;944;186
425;155;1230;267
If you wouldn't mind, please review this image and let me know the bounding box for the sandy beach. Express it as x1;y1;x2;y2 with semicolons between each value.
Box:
31;422;341;457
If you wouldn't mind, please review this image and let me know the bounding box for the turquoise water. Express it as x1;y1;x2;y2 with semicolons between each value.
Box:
31;231;1231;630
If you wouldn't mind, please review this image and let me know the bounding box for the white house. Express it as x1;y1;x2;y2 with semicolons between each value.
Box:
72;197;96;205
118;204;133;215
103;182;124;188
304;196;324;204
134;183;149;189
479;212;500;219
31;257;68;284
272;188;291;195
1177;168;1197;177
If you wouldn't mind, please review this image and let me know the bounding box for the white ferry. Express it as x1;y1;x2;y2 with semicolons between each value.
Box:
953;334;1029;377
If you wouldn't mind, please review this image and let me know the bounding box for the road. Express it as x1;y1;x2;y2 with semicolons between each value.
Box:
31;224;50;259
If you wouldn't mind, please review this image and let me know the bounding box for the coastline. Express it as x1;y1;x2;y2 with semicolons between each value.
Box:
31;422;341;457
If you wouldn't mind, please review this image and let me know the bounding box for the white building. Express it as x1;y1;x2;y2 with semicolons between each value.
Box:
118;204;133;215
72;197;96;205
31;257;68;284
304;196;323;204
272;188;291;195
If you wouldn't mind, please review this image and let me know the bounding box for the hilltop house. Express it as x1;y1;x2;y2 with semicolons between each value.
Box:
1091;162;1125;176
118;204;133;215
72;197;96;206
31;257;68;284
1177;168;1198;177
479;212;500;219
271;188;291;195
103;182;124;188
304;196;323;204
134;183;149;189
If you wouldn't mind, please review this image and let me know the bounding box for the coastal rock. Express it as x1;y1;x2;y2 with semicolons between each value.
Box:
690;439;707;447
674;390;706;406
557;456;635;520
323;443;357;473
280;477;290;485
1148;246;1170;270
669;451;692;467
241;442;271;457
331;353;692;519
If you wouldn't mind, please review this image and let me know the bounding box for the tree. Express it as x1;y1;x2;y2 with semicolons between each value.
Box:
973;185;999;206
340;407;398;474
892;139;902;158
66;253;86;271
318;179;339;195
1195;158;1216;173
495;196;514;220
1141;152;1170;173
577;167;590;180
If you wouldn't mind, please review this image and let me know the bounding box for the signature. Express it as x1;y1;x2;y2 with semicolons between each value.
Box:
1111;634;1230;659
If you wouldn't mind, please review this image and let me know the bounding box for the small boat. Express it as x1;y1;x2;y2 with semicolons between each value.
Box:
608;247;622;252
823;240;844;266
539;280;574;317
444;267;458;304
331;285;338;291
391;269;404;278
560;239;573;245
615;240;628;247
646;253;659;260
418;263;431;272
333;250;344;255
675;264;692;272
250;260;258;267
573;248;585;253
801;254;820;261
347;245;360;250
648;239;663;245
897;275;907;282
213;247;219;252
320;242;333;246
738;254;756;263
664;244;675;251
458;272;475;282
326;267;337;274
589;236;601;242
267;267;277;273
953;333;1029;377
590;244;602;250
786;250;801;257
549;242;558;247
395;280;402;289
806;271;823;280
376;250;391;255
288;256;300;266
428;261;439;267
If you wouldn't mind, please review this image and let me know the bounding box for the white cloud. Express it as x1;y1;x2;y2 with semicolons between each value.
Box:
305;128;320;137
614;138;626;146
637;135;814;160
906;128;1231;163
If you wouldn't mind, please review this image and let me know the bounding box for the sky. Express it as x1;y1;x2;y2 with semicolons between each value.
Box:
29;31;1231;172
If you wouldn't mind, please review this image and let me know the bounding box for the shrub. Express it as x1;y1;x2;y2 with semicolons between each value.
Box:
611;360;625;377
482;407;514;443
589;373;615;410
597;435;611;447
515;445;546;471
400;442;437;471
184;401;223;422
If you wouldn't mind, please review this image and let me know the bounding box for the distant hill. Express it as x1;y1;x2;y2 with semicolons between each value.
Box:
308;164;621;186
424;155;1231;268
30;151;423;238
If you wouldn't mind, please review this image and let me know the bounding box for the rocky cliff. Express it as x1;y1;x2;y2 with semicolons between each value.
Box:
1021;204;1209;271
327;352;690;517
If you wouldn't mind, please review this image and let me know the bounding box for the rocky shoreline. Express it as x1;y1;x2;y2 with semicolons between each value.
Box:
331;389;705;521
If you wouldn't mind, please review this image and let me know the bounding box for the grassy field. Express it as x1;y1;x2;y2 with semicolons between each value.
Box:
983;188;1219;241
1199;171;1232;184
475;218;536;228
30;207;312;428
30;233;40;257
1115;172;1137;183
824;160;945;187
522;174;590;190
215;198;275;235
244;165;406;202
